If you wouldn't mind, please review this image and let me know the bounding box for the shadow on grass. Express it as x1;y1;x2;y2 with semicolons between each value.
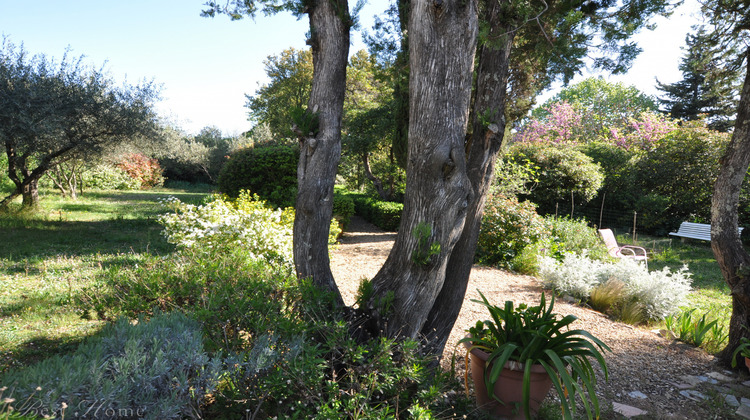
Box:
0;325;104;375
83;190;210;206
0;218;174;261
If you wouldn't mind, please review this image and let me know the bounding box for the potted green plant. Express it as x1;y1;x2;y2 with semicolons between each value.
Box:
459;291;610;420
731;337;750;372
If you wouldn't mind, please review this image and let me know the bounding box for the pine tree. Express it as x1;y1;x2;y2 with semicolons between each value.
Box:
656;26;742;132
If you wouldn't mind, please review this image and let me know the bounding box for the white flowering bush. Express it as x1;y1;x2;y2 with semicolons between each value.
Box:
158;192;294;269
539;253;692;321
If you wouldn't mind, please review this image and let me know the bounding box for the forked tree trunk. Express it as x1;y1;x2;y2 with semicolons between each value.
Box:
293;0;350;306
2;145;41;209
368;0;478;339
711;47;750;367
420;11;517;356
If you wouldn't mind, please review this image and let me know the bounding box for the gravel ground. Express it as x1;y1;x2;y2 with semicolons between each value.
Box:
330;216;750;419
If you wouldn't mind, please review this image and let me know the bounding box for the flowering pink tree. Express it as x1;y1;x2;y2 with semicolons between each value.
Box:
609;112;677;151
515;102;677;151
514;101;585;145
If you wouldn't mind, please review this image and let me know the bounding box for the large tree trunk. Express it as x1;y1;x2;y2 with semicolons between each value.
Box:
2;143;40;209
420;11;516;357
293;0;350;305
391;0;410;170
21;178;40;208
712;47;750;367
368;0;478;339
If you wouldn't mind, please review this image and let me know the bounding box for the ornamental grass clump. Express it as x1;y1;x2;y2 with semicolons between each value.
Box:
460;291;610;420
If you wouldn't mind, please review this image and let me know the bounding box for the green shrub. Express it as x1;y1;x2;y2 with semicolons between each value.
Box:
494;150;539;197
628;122;730;233
509;242;544;275
546;216;609;261
218;143;299;208
75;227;470;419
332;190;355;230
352;195;403;231
577;141;638;219
0;312;218;420
511;144;604;216
477;193;548;268
0;154;14;194
82;164;141;190
204;281;472;419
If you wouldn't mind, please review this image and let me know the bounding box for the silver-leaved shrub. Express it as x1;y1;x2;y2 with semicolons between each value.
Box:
624;264;692;320
538;252;605;298
539;253;691;320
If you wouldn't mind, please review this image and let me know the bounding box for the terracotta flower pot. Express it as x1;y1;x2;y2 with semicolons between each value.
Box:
745;356;750;372
464;341;554;420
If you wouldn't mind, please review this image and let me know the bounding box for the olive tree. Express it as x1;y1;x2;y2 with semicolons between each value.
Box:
0;39;159;209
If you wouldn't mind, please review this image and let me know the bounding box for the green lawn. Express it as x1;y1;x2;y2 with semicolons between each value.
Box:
0;187;211;373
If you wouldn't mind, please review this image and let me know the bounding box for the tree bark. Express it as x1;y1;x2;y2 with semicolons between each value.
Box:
420;10;516;356
293;0;350;305
368;0;478;339
21;177;40;208
711;47;750;367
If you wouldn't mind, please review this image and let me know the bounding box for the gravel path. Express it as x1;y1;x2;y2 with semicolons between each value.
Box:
330;216;750;419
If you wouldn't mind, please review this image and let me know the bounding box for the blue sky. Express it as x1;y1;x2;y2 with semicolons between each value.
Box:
1;0;701;137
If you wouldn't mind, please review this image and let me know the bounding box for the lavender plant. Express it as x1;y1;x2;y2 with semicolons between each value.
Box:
0;312;219;420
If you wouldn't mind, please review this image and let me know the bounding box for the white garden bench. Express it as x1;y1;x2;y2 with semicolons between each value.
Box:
668;221;744;242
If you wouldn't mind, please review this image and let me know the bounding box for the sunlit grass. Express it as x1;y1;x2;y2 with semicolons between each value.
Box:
0;187;209;373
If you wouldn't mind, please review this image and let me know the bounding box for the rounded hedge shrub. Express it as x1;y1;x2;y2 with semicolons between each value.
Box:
511;144;604;216
352;195;403;231
332;191;356;230
477;193;548;268
628;122;729;233
218;143;299;208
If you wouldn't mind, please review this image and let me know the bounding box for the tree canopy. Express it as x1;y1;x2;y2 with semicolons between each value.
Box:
246;48;313;139
0;39;160;209
529;77;659;140
657;26;743;132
